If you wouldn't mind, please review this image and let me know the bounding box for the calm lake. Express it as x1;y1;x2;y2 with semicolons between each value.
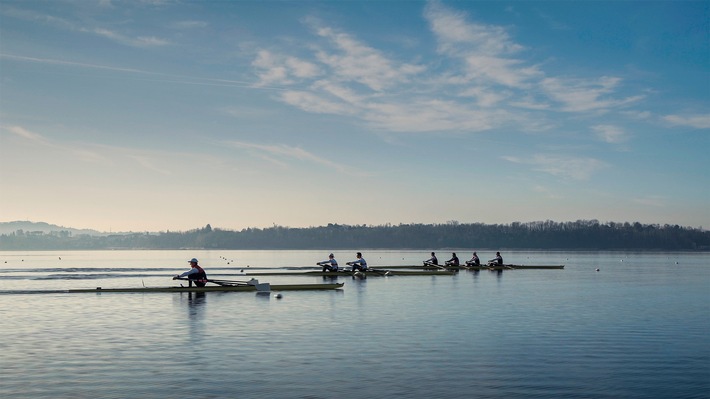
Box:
1;250;708;398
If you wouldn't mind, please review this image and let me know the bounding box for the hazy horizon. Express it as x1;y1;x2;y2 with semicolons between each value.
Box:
1;1;708;232
1;218;706;236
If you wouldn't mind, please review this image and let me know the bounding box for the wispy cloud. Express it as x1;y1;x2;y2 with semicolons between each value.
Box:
280;90;356;115
0;53;265;90
252;50;321;86
540;77;643;112
2;5;169;47
313;26;425;91
0;53;145;73
4;125;53;146
249;0;642;137
425;1;523;56
503;154;609;180
632;195;667;207
663;114;710;129
1;125;177;171
223;140;349;174
592;124;629;144
3;124;106;163
89;28;170;47
425;0;540;88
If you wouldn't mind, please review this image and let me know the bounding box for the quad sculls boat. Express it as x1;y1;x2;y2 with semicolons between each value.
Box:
459;265;563;270
400;263;565;270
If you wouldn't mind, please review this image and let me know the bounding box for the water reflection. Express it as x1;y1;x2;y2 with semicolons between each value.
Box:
186;292;206;319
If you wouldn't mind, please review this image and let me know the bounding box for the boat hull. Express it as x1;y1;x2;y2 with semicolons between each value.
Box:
380;264;564;270
464;264;565;270
11;283;345;294
245;270;455;276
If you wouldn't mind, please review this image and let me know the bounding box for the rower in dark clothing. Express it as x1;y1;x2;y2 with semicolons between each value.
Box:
424;252;438;266
466;252;481;266
488;252;503;266
173;258;208;287
445;252;459;266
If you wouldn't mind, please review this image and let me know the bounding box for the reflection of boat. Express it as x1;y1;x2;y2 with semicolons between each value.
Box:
11;282;345;294
245;270;456;277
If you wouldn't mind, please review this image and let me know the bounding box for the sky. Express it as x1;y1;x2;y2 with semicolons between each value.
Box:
1;0;708;233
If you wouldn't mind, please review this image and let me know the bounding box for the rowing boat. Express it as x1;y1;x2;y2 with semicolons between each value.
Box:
464;264;564;270
8;282;345;294
383;264;564;270
379;264;563;270
244;270;456;277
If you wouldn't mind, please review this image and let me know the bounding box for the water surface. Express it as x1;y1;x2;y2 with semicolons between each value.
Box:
1;250;708;398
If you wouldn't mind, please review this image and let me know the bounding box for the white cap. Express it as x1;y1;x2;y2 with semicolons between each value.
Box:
189;258;198;263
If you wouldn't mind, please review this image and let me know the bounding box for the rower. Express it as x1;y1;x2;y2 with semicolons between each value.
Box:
488;252;503;266
346;252;368;272
173;258;208;287
466;252;481;266
445;252;459;267
317;253;339;272
424;252;438;266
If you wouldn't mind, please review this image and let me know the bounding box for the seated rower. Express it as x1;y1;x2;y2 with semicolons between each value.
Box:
445;252;459;266
173;258;208;287
488;252;503;266
346;252;368;272
466;252;481;266
317;253;339;272
424;252;438;266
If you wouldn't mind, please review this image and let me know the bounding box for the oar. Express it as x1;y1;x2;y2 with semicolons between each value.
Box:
207;278;251;286
423;261;446;270
175;277;272;292
462;263;482;270
424;262;453;271
175;277;250;286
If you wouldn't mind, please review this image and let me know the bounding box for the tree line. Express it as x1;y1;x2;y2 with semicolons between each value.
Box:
1;220;708;251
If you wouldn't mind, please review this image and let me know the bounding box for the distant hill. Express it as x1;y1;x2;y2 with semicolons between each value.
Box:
0;221;107;236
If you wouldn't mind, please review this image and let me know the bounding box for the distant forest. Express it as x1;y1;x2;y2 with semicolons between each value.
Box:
1;220;708;251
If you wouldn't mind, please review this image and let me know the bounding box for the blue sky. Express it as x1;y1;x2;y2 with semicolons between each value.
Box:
1;0;708;232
